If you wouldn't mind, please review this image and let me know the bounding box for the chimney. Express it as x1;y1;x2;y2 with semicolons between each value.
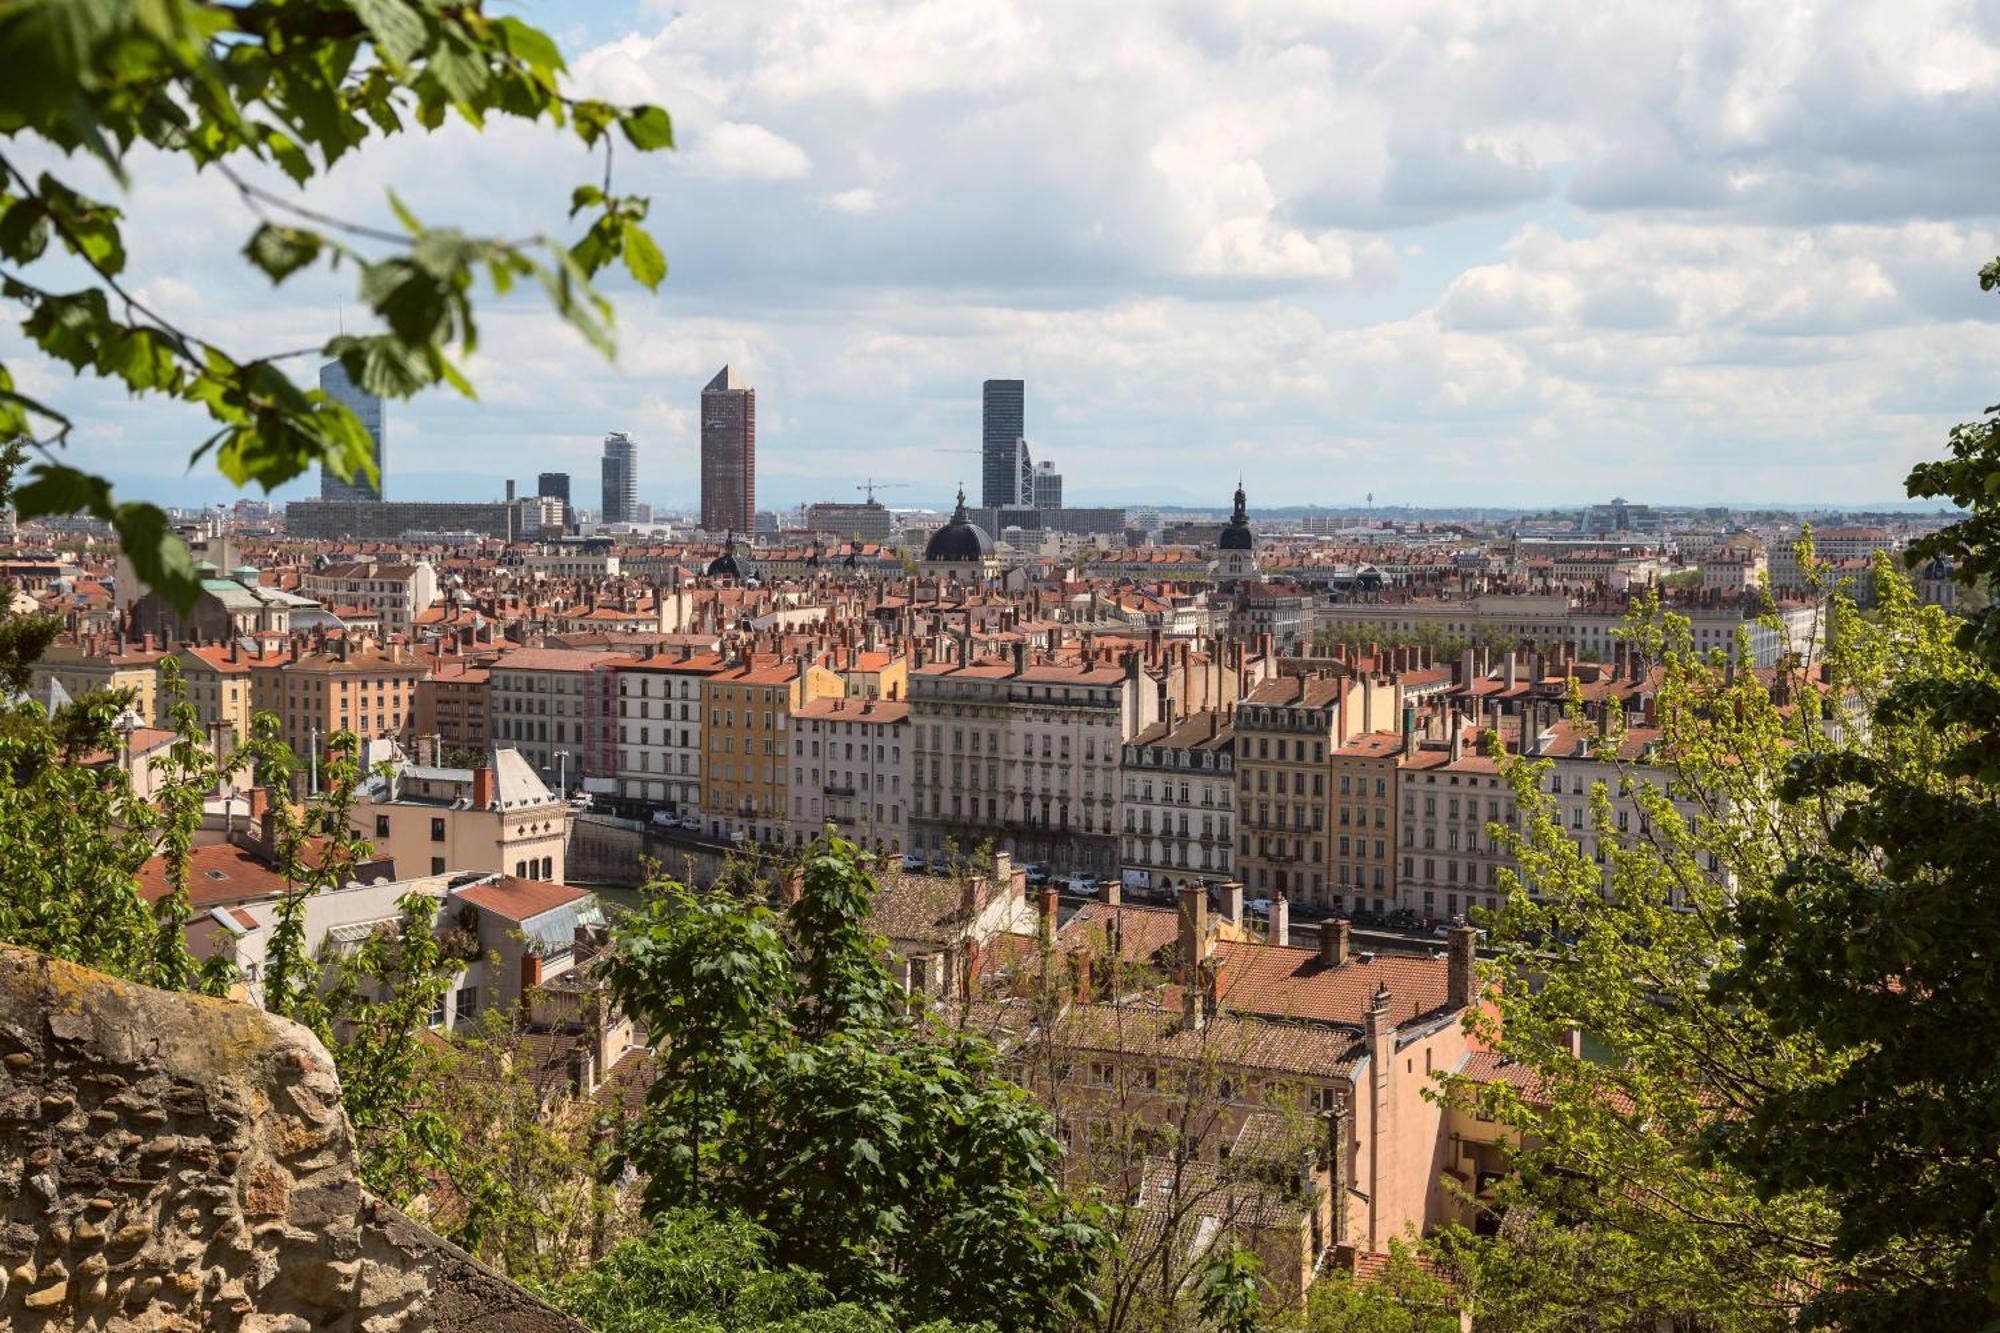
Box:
1447;921;1478;1011
1270;894;1289;948
1039;885;1059;944
1449;710;1464;764
519;953;544;1014
1102;879;1121;908
472;764;495;809
1221;880;1244;927
1176;883;1208;985
1324;1102;1350;1246
1401;702;1417;758
1319;918;1350;968
1070;950;1094;1004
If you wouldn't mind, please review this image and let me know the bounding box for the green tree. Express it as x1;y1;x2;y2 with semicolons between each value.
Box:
1709;258;2000;1330
1437;546;1970;1328
0;0;672;608
1303;1240;1460;1333
547;1207;986;1333
603;834;1107;1331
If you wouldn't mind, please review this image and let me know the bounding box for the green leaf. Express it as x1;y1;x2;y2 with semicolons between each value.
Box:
621;221;666;290
620;105;675;151
112;501;199;611
351;0;427;69
243;223;323;283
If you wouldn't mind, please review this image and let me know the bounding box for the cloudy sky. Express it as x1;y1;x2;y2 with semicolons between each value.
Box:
17;0;2000;511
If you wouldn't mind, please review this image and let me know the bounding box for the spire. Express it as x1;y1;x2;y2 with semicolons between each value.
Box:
1232;480;1247;523
953;487;968;520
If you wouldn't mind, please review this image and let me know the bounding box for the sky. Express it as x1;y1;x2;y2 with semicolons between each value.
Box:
14;0;2000;513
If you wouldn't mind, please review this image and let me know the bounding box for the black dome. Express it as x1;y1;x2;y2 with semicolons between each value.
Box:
707;533;743;579
1217;483;1255;551
924;489;993;562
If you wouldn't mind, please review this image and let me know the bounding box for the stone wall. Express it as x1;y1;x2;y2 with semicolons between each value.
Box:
0;944;585;1332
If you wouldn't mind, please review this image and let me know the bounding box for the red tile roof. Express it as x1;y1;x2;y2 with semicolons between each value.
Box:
451;876;588;922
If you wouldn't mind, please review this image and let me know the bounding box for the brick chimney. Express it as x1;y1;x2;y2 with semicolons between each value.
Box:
1176;883;1208;986
472;765;495;809
1320;918;1350;968
1447;921;1478;1011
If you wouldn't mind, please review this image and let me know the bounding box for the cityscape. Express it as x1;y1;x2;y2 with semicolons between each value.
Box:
0;2;1996;1332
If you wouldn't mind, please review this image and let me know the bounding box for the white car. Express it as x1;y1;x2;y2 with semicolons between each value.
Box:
1063;875;1100;896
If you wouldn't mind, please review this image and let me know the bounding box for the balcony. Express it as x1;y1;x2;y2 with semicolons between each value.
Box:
823;784;856;797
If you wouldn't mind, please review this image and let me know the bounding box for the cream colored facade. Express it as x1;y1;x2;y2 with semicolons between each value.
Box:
787;697;910;852
351;749;569;881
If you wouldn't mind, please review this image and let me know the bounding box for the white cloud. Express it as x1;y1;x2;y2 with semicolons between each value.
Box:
680;120;811;180
9;0;2000;510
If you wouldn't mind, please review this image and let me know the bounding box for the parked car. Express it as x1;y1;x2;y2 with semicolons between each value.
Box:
1024;864;1052;887
649;810;675;828
1062;874;1099;896
1247;896;1273;916
679;813;702;831
901;853;927;873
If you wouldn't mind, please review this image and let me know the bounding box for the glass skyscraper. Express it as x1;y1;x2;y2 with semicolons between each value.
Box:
981;379;1025;509
601;432;637;524
318;360;385;501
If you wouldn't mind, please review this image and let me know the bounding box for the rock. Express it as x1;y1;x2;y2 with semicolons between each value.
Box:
23;1280;67;1309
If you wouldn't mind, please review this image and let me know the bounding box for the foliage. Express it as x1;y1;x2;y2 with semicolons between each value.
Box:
1303;1239;1460;1333
1196;1246;1264;1333
1438;546;1975;1329
1313;620;1521;661
405;1005;637;1284
0;0;673;609
603;834;1107;1331
547;1207;991;1333
1705;256;2000;1330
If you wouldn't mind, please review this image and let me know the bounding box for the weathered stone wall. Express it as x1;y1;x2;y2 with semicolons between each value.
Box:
0;944;585;1332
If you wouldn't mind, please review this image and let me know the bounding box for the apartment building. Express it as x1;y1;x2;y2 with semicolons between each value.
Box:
251;641;426;760
787;696;911;852
1395;722;1513;922
1316;593;1821;667
169;642;256;744
488;647;629;791
299;559;439;636
32;639;167;724
1119;707;1235;895
1327;730;1401;916
908;651;1155;878
1233;676;1342;905
413;658;490;756
352;749;569;882
701;657;846;843
614;649;727;811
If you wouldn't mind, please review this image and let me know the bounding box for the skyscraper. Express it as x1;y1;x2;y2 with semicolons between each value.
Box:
981;379;1025;508
601;432;637;524
1033;460;1063;509
318;360;385;501
536;472;570;505
700;366;756;535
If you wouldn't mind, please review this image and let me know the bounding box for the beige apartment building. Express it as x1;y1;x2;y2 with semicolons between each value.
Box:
614;649;727;811
702;657;846;844
352;749;569;882
1233;676;1341;905
787;696;911;853
33;639;167;724
299;559;439;636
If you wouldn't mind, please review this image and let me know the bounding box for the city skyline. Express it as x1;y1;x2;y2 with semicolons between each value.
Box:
14;1;2000;513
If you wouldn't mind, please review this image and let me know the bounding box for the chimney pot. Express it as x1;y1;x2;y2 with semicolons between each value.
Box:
1320;918;1350;968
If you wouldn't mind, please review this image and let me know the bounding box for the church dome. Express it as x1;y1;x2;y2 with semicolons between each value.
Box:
706;533;743;580
924;489;993;562
1217;483;1255;551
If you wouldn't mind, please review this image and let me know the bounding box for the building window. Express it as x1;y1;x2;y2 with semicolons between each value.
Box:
430;817;446;842
454;987;478;1025
374;814;390;838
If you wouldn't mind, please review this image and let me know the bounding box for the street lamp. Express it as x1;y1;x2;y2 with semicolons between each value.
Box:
556;749;572;797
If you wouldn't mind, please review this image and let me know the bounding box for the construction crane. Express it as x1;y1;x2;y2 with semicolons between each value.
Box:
856;477;910;504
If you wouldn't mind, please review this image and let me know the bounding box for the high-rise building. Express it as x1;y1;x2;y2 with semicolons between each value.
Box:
701;366;756;535
318;360;385;501
536;472;570;505
601;432;637;524
981;379;1025;509
1033;460;1063;509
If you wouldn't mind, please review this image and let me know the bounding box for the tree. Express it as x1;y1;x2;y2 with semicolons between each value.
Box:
1435;546;1969;1328
546;1207;983;1333
0;0;672;609
603;834;1107;1331
1303;1240;1460;1333
1709;256;2000;1330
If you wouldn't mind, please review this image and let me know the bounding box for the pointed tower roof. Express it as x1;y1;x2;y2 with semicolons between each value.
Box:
704;365;747;393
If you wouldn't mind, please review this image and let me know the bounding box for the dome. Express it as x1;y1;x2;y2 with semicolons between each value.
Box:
1217;483;1255;551
924;489;993;563
706;533;743;580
